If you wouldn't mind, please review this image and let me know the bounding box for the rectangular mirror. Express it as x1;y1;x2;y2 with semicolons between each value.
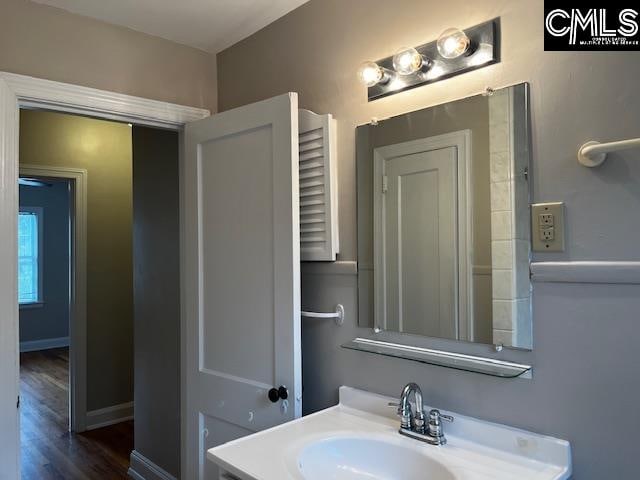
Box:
357;83;532;350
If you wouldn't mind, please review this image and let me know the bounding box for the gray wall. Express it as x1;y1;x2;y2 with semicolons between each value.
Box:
132;126;181;477
0;0;217;112
217;0;640;478
18;181;70;343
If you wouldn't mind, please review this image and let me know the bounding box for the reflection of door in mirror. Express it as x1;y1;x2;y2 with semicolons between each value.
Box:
373;132;472;341
356;83;532;351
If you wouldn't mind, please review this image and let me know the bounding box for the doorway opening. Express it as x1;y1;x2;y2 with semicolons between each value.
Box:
16;107;181;479
17;109;136;478
19;176;72;454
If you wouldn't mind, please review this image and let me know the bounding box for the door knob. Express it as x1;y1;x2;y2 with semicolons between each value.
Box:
268;386;289;403
268;388;279;403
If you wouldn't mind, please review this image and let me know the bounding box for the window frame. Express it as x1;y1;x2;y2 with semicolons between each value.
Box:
18;205;44;308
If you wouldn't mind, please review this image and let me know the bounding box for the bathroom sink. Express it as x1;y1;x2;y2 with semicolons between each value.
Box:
208;386;571;480
296;436;455;480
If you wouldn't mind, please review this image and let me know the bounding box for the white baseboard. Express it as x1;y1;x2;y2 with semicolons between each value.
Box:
128;450;177;480
20;336;69;352
85;401;134;430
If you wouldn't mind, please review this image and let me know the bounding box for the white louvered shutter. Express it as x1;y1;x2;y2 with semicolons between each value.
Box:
298;109;339;261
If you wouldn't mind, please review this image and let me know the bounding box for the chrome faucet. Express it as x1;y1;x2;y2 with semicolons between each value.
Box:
396;382;426;433
390;383;454;445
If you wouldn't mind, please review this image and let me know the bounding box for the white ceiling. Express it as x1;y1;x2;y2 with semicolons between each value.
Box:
31;0;309;53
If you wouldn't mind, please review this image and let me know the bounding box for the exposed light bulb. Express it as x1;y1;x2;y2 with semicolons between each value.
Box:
437;28;471;59
392;47;425;75
358;61;387;87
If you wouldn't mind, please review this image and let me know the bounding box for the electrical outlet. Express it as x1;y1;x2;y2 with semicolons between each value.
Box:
539;213;554;226
531;202;565;252
540;227;554;241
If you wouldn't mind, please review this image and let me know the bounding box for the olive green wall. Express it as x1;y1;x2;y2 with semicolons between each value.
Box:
20;109;133;411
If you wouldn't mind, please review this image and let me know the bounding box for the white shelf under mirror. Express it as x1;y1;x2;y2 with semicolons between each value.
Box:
342;338;532;378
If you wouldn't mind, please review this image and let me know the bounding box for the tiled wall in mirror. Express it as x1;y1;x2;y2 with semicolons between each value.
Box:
356;83;532;350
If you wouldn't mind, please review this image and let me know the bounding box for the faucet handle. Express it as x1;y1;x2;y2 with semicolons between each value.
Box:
425;409;453;445
388;401;402;415
427;409;453;438
428;409;454;423
429;408;453;424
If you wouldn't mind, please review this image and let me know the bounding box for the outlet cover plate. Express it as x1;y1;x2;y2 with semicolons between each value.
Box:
531;202;565;252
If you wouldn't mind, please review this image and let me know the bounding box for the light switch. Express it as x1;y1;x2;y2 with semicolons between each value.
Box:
531;202;565;252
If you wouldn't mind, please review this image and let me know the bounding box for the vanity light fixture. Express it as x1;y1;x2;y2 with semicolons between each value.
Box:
392;47;428;75
437;28;471;59
360;18;500;101
357;61;392;87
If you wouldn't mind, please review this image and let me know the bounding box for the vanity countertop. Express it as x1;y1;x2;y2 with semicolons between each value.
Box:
207;386;571;480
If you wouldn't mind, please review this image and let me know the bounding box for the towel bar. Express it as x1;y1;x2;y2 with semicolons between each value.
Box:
578;137;640;167
301;304;344;325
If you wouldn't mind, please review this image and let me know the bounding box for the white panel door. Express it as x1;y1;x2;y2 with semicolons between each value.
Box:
0;77;19;480
182;93;301;480
381;147;458;338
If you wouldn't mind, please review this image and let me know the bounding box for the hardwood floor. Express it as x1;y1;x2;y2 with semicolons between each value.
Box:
20;348;134;479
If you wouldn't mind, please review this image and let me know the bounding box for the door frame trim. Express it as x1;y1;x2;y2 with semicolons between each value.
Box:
1;72;209;129
372;130;474;341
19;164;87;432
0;71;209;479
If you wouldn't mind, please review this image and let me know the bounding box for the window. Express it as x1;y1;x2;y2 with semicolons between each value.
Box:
18;207;43;305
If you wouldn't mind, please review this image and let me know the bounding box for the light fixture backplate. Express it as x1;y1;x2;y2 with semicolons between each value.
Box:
367;18;500;101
